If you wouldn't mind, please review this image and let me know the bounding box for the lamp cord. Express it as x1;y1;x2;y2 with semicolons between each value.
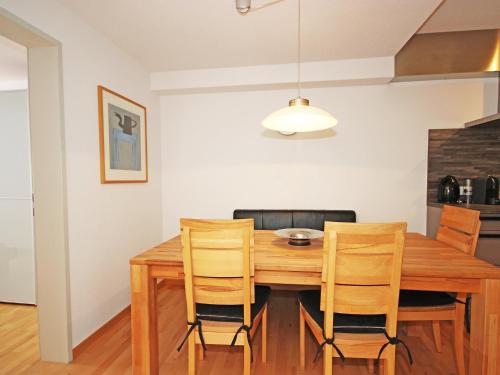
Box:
297;0;301;98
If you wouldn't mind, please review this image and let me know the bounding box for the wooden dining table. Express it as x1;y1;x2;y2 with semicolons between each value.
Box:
130;231;500;375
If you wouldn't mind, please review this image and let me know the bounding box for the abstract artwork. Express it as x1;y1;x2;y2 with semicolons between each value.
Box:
98;86;148;183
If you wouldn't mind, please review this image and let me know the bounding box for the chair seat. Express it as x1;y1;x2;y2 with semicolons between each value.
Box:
298;290;386;334
196;286;271;323
399;290;457;308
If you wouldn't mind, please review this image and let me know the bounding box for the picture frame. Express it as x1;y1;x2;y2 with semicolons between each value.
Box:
98;85;148;183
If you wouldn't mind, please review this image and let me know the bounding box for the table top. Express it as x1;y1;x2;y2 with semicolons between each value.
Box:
130;231;500;280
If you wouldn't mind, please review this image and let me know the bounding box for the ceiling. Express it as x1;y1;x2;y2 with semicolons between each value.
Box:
0;35;27;83
419;0;500;34
58;0;442;72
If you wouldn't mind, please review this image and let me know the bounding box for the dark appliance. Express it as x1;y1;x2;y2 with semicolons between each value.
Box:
486;176;499;204
473;176;499;205
437;175;460;203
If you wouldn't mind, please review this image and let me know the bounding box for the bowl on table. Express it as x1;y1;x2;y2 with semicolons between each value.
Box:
274;228;324;246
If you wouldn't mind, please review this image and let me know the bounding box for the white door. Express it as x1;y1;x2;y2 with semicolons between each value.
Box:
0;90;36;304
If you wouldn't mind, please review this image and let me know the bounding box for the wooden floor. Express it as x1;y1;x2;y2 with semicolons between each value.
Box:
1;283;468;374
0;303;40;374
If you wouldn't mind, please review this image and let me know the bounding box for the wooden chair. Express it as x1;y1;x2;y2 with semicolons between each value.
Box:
178;219;270;375
398;205;481;375
299;222;408;375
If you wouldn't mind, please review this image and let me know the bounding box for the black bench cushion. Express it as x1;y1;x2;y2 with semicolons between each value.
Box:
298;290;386;334
233;211;264;230
293;211;325;230
262;211;292;230
196;286;271;323
399;290;457;307
233;209;356;230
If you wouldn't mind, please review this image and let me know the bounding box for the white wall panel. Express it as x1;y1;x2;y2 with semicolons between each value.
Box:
0;90;35;304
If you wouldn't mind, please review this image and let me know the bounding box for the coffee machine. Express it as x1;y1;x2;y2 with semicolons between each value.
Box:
437;175;460;203
472;176;500;205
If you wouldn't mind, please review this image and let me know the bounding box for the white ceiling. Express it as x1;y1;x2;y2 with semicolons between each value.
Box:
0;35;27;84
419;0;500;34
58;0;441;72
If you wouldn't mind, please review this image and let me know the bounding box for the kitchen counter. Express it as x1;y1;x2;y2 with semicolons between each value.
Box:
428;202;500;218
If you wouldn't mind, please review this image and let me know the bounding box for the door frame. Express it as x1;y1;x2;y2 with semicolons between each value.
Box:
0;8;72;363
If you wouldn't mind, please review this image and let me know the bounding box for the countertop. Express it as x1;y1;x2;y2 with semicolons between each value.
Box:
428;202;500;218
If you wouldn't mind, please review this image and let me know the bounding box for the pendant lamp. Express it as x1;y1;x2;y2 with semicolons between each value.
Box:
262;0;338;134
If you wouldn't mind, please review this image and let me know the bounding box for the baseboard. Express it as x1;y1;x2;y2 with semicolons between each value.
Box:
72;279;177;359
0;300;37;307
72;304;131;358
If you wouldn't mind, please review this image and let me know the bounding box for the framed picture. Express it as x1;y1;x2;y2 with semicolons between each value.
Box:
98;85;148;183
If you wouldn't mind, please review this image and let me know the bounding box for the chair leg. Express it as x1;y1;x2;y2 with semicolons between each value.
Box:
384;348;396;375
400;322;408;336
188;334;196;375
244;334;251;375
198;344;204;361
368;359;375;373
378;358;385;375
453;303;466;375
299;305;305;370
431;320;442;352
323;344;333;375
261;304;267;363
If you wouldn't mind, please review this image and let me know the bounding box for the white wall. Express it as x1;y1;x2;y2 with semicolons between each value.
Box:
161;78;498;238
0;89;35;304
0;0;163;347
0;35;27;91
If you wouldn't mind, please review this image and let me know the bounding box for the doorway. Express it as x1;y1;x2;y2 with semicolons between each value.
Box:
0;36;39;373
0;37;35;305
0;8;72;364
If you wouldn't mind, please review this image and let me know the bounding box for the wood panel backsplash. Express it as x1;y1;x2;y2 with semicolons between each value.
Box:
427;123;500;203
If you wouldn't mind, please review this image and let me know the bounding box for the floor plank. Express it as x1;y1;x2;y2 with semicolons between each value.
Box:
0;284;468;374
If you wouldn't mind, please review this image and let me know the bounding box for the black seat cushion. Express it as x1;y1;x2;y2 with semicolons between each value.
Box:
196;286;271;323
298;290;386;334
399;290;457;307
233;209;356;230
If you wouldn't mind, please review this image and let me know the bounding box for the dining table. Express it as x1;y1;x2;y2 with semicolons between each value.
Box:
130;231;500;375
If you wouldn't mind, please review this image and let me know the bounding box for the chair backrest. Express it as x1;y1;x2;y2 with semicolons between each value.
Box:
436;205;481;255
180;218;255;326
321;222;407;338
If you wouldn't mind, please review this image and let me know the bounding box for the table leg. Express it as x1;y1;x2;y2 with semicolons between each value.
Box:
131;264;159;375
469;279;500;375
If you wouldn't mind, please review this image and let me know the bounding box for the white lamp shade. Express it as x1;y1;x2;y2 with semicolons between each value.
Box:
262;103;338;133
